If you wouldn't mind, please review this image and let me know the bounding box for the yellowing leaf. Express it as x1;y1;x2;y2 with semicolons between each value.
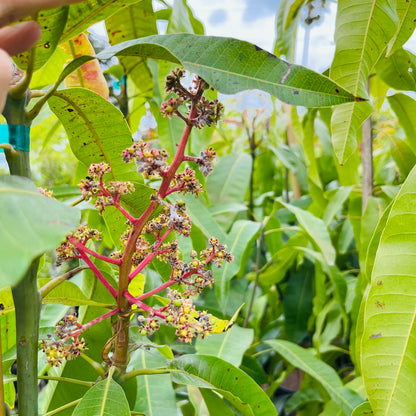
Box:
61;33;109;99
210;304;244;333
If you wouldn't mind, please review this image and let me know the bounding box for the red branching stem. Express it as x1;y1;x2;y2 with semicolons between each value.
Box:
174;110;190;124
165;185;185;196
77;250;117;299
183;156;197;162
113;199;137;223
129;229;172;281
130;278;176;302
65;308;120;339
123;292;167;319
69;237;121;265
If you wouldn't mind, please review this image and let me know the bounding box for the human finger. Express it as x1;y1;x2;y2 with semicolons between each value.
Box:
0;49;13;113
0;0;83;27
0;21;41;56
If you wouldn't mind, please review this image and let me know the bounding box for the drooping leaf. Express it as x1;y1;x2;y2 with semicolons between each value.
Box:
13;6;68;71
278;201;336;266
198;388;236;416
195;325;254;367
362;164;416;415
214;220;260;309
387;0;416;55
95;33;359;107
330;0;398;163
170;354;277;416
266;340;364;415
388;93;416;155
0;176;79;290
72;370;130;416
388;135;416;178
61;33;109;99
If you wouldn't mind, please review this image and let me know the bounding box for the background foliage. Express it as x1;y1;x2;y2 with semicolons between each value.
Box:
2;0;416;415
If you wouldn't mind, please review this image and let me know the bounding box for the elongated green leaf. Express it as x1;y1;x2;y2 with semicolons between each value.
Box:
330;0;398;163
278;201;336;266
388;93;416;155
0;176;79;290
362;164;416;415
195;325;254;367
389;135;416;177
206;153;252;205
95;33;359;107
170;354;277;416
60;0;144;43
387;0;416;55
72;371;130;415
323;186;353;227
214;220;260;309
128;349;177;415
14;7;68;71
266;340;363;415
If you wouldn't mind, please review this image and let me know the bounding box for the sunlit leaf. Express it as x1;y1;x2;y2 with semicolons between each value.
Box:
362;164;416;415
330;0;398;163
96;34;359;107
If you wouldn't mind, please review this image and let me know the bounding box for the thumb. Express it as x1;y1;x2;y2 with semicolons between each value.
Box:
0;49;13;113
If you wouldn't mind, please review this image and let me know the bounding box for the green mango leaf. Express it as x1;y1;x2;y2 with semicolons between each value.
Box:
278;201;336;266
214;220;260;309
323;186;353;227
388;135;416;178
376;48;416;91
284;269;313;344
95;33;359;107
206;153;252;205
195;325;254;367
170;354;277;416
128;349;177;415
167;0;204;34
362;164;416;415
387;0;416;55
388;93;416;155
0;176;79;290
330;0;398;163
14;7;68;71
48;88;137;182
72;369;130;415
60;0;145;43
266;340;364;415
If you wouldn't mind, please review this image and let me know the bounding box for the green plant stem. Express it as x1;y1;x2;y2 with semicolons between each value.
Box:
244;228;263;327
12;258;41;416
79;353;106;378
112;86;203;373
43;398;82;416
38;376;93;387
121;367;180;382
39;265;88;298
